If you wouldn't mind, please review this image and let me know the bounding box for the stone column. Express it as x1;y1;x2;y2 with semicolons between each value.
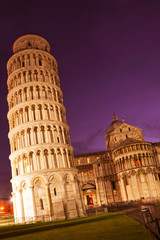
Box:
136;174;143;198
144;173;151;198
11;192;17;222
46;127;50;143
66;151;70;168
61;180;68;219
72;180;79;217
19;189;25;222
76;179;85;216
153;173;160;195
102;179;108;205
29;186;37;221
95;178;101;206
120;177;128;201
55;152;59;168
45;184;52;220
128;176;135;200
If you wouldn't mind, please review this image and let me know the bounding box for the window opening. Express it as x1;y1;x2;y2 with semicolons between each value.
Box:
39;60;42;66
112;181;116;190
40;198;44;209
54;188;57;196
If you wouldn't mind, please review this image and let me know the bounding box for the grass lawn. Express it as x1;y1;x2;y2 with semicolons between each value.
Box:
0;213;155;240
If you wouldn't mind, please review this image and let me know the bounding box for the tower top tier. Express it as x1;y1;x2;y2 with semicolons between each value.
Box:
13;34;50;53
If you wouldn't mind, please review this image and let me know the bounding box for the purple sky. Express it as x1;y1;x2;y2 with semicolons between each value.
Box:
1;0;160;197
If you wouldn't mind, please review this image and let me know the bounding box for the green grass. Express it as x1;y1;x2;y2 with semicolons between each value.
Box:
0;213;155;240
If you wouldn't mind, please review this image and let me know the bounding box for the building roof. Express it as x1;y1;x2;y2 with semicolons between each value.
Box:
112;138;150;150
152;142;160;146
74;151;106;158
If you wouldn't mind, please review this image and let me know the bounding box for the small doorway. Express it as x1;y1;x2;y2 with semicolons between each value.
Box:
86;195;93;205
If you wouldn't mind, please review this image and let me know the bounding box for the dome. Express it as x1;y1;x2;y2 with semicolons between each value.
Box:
107;114;123;134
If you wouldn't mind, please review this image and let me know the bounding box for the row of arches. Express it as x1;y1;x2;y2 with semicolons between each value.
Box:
120;167;159;178
7;52;57;76
12;172;81;221
93;161;115;177
9;104;66;130
114;143;152;157
10;125;70;153
115;152;157;173
119;168;160;201
8;84;63;109
8;69;60;91
12;148;74;177
15;172;77;191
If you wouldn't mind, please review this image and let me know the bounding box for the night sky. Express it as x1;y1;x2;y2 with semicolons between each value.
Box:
0;0;160;197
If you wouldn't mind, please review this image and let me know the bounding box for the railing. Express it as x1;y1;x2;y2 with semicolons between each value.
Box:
108;202;160;239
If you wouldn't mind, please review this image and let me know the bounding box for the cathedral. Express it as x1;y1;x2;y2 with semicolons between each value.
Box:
6;34;160;222
75;114;160;207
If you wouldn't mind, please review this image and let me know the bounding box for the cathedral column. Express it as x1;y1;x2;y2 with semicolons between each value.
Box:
144;173;151;198
150;173;158;196
95;178;101;206
102;179;108;205
128;176;135;200
136;174;143;198
154;173;160;195
119;177;128;201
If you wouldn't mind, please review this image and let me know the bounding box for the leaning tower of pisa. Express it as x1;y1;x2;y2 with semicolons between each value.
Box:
7;34;85;222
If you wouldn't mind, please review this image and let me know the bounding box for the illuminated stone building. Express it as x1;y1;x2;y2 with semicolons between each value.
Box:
7;34;85;222
74;114;160;207
6;34;160;222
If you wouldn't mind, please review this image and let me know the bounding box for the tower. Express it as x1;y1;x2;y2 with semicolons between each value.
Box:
7;34;85;222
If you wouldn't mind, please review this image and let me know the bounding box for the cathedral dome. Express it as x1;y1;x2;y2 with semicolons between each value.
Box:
107;114;122;134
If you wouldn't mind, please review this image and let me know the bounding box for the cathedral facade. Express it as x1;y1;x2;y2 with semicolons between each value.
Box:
74;114;160;207
7;34;85;222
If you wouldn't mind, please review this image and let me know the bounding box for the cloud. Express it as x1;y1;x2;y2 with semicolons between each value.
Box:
72;127;106;154
141;119;160;142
